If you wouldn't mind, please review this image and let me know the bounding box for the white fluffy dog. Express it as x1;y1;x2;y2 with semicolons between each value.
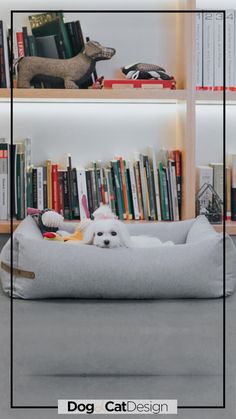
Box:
83;205;174;248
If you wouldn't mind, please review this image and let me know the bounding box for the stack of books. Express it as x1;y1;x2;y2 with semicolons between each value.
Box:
196;10;236;90
0;139;182;222
196;156;236;221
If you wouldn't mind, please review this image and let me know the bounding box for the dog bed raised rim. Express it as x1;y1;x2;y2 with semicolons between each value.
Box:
0;215;235;299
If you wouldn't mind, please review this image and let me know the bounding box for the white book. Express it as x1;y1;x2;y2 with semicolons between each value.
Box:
149;147;162;221
2;21;10;88
76;168;90;219
203;12;214;88
214;12;224;88
226;10;235;88
196;12;203;88
104;169;111;208
37;167;44;210
127;160;139;220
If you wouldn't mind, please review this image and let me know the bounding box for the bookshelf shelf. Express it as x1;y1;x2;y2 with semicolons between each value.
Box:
213;222;236;235
1;88;187;102
0;220;20;234
196;90;236;103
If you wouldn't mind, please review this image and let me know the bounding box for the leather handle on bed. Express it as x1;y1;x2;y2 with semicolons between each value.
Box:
1;262;35;279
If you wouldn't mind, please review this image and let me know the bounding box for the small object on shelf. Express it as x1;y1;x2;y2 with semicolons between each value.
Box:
122;62;174;80
196;183;223;224
17;40;116;89
103;79;176;89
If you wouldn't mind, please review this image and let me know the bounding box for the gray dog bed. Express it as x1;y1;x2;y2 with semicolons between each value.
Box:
0;215;235;299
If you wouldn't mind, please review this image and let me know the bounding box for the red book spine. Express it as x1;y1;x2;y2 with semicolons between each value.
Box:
52;164;59;213
16;32;25;57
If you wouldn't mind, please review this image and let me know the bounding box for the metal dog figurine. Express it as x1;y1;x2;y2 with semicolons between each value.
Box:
17;40;116;89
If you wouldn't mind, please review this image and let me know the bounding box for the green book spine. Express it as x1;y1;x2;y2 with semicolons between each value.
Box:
58;13;73;58
93;162;99;208
117;160;125;217
158;162;167;221
123;160;133;219
16;155;21;220
111;161;123;220
107;170;116;215
28;35;37;56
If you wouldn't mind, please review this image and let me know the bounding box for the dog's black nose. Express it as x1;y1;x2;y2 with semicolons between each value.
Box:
104;240;110;246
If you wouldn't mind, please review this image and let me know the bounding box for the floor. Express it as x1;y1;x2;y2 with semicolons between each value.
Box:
0;234;236;419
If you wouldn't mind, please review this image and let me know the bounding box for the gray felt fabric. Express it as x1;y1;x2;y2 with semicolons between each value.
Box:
0;215;235;299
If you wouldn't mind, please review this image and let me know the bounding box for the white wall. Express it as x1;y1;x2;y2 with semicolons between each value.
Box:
196;104;236;165
0;101;178;167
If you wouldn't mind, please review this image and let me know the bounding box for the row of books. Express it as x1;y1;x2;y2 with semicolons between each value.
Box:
196;10;236;90
0;140;182;222
196;156;236;221
0;12;96;89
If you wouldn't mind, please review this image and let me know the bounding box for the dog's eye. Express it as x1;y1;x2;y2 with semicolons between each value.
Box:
97;232;103;236
111;231;117;236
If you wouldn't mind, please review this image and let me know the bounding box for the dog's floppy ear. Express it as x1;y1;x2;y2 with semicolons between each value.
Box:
83;223;95;245
116;221;131;247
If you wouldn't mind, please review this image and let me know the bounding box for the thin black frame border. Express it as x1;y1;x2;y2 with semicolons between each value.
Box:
9;8;226;411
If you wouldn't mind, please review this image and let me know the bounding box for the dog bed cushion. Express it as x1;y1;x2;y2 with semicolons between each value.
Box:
0;215;235;299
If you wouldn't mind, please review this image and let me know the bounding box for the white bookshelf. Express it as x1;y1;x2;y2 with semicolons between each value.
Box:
0;0;236;234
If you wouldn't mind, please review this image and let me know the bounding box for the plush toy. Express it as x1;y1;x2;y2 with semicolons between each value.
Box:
121;62;173;80
17;40;116;89
27;208;91;242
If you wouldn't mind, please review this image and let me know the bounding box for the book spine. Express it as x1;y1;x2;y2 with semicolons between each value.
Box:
96;169;103;205
91;168;98;211
144;156;156;221
37;167;44;210
74;21;85;53
144;168;151;219
58;13;73;58
20;154;25;219
46;160;52;209
0;144;8;220
119;158;129;219
71;167;80;219
214;12;224;89
62;171;70;219
107;168;117;216
111;161;123;220
26;169;33;209
162;167;170;221
196;12;203;89
103;168;109;205
203;12;214;89
116;160;125;218
86;170;94;215
77;168;90;219
16;32;25;57
139;155;149;220
52;164;59;213
127;161;139;220
28;35;37;56
43;166;47;209
65;22;78;56
226;10;235;88
58;171;64;216
158;162;166;221
32;167;37;210
226;167;231;220
0;21;7;88
211;164;224;201
134;161;144;220
231;155;236;220
174;150;182;218
22;26;30;56
16;155;22;219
